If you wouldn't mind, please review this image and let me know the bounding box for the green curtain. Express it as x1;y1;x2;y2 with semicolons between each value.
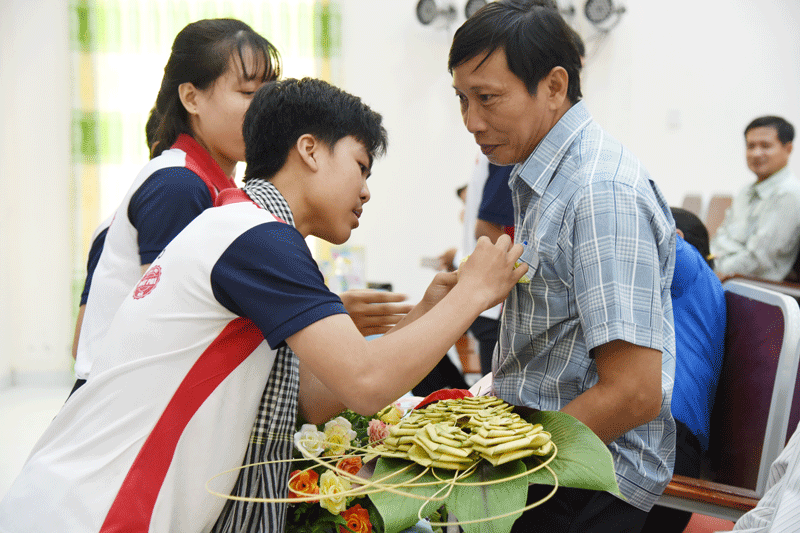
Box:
68;0;341;308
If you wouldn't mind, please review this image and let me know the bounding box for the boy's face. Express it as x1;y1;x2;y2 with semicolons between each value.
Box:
306;136;372;244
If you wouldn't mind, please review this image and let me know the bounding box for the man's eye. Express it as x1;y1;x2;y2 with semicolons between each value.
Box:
479;94;496;102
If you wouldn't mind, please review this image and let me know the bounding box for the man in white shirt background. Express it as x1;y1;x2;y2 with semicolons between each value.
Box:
711;116;800;281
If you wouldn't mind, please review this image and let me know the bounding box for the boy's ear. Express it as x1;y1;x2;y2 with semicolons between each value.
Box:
178;82;200;115
296;133;320;172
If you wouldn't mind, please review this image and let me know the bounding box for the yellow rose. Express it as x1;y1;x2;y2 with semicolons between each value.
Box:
319;470;351;515
323;425;352;456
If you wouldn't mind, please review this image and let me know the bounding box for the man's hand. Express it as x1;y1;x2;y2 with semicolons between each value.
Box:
340;289;414;337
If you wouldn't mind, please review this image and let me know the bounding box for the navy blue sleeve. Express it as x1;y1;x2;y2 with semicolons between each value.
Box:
478;164;514;227
128;167;213;264
210;222;348;349
79;227;109;306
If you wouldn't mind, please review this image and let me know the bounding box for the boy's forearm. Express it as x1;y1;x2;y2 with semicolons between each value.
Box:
298;362;346;424
289;282;488;415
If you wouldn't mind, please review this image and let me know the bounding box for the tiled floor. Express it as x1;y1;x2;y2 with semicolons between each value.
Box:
0;383;72;498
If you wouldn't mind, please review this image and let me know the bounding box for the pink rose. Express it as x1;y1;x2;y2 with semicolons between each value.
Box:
368;419;390;444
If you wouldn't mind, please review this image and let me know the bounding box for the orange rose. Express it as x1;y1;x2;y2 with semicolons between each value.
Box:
288;469;320;499
336;456;363;476
338;504;372;533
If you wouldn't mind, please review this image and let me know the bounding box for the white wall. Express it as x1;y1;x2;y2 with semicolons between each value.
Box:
576;0;800;207
338;0;800;300
1;0;799;382
337;1;477;301
0;0;74;386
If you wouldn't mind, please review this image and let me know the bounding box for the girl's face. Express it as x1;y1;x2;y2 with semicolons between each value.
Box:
189;48;270;176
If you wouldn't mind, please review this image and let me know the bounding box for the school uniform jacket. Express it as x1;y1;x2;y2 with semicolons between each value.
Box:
74;134;236;380
0;197;346;532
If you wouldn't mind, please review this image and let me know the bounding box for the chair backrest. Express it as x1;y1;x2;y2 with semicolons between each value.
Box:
705;194;733;239
681;194;703;217
707;280;800;495
727;276;800;446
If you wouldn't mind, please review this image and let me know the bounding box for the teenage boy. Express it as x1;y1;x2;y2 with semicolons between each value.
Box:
0;78;526;533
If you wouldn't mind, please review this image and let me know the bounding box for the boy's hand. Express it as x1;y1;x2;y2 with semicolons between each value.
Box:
457;235;527;309
340;289;414;337
421;271;458;308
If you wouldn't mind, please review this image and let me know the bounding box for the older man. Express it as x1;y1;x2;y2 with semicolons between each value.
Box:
449;2;676;531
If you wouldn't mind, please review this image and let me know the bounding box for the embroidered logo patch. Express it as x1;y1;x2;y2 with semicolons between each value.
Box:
134;265;162;299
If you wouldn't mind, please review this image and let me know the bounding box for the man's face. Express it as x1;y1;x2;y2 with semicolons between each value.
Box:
452;48;553;166
745;126;793;182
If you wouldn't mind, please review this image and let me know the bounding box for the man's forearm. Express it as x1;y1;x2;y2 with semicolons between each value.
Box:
561;340;663;444
560;385;659;444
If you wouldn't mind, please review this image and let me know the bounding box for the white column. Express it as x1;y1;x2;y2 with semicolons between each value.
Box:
0;0;73;386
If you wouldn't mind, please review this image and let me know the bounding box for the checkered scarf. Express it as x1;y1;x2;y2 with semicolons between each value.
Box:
211;179;299;533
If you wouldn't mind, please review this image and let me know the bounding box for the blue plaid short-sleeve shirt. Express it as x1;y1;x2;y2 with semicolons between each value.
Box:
494;101;677;512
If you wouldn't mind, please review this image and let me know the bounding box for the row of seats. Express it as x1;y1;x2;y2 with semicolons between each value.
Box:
658;277;800;522
681;194;732;239
682;193;800;282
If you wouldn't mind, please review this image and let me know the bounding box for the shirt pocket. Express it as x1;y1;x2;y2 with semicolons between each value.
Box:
516;231;540;276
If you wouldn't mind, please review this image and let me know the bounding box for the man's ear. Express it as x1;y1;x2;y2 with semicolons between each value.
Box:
178;82;200;116
296;133;320;172
545;66;569;109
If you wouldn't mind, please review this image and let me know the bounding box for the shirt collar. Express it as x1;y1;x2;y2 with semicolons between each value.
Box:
512;101;593;196
170;133;236;194
243;178;296;227
751;165;793;199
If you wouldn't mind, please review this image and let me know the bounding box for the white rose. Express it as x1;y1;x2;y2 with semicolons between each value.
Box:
294;424;327;458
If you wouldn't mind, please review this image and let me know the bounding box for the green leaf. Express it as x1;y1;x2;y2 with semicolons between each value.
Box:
447;461;527;533
522;411;622;498
367;411;622;533
368;459;445;533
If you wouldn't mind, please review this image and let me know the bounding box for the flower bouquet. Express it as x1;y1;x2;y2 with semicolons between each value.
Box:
218;389;621;533
286;404;430;533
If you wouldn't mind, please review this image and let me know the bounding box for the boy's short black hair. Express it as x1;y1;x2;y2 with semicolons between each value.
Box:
243;78;388;182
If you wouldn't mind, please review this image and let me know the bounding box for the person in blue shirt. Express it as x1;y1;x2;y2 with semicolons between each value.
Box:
644;207;727;532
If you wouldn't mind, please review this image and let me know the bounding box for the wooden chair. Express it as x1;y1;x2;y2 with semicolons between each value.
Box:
704;195;733;239
657;280;800;522
455;333;482;375
682;194;704;218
